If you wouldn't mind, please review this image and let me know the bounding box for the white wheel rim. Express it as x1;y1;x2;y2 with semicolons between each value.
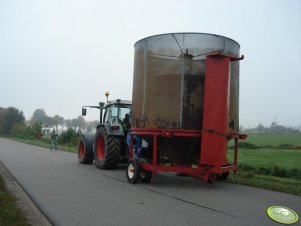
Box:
128;163;134;179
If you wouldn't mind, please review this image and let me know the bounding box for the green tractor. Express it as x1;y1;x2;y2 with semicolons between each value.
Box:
78;94;132;169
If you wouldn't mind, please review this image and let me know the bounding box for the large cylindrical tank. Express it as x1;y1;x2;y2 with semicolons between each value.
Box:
132;33;240;163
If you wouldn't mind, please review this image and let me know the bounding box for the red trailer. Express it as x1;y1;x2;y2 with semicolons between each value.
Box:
126;33;247;183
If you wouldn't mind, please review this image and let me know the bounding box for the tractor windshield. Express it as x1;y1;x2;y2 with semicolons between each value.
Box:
104;104;131;123
111;105;130;120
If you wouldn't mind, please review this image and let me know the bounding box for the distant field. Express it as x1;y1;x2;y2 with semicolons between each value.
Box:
244;134;301;147
228;148;301;171
227;133;301;195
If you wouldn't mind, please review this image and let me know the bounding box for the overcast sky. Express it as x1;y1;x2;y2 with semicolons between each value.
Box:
0;0;300;128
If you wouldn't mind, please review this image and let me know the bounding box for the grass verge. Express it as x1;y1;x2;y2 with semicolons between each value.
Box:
227;173;301;196
8;137;77;153
227;134;301;196
0;174;29;226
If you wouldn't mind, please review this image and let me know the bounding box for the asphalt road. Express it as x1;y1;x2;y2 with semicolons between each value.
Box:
0;138;300;226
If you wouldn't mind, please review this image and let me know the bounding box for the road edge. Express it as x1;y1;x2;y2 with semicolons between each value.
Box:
0;161;52;226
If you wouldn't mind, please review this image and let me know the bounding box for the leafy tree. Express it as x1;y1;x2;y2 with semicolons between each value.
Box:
53;115;65;132
65;119;72;129
77;116;86;131
71;118;80;131
10;123;26;137
32;109;47;125
69;116;86;132
44;116;55;129
57;128;80;146
0;107;25;135
30;122;43;139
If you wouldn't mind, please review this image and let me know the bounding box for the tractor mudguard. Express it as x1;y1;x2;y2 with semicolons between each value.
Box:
97;124;124;136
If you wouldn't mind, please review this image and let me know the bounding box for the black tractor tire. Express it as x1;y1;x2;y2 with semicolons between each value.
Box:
78;134;94;164
94;127;121;169
120;143;130;164
126;159;141;183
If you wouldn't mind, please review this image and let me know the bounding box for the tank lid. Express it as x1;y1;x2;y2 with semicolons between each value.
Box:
134;32;240;48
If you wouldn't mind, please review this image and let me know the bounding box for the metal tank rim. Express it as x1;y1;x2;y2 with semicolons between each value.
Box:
134;32;240;48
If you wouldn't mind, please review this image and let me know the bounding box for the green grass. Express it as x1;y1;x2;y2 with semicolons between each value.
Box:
0;174;30;226
227;134;301;195
227;173;301;196
228;148;301;172
9;137;77;153
245;134;301;146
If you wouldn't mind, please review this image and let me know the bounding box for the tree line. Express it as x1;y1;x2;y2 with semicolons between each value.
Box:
0;106;98;139
30;108;98;133
240;122;300;134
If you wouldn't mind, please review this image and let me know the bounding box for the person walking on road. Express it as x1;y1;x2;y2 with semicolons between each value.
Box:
50;129;58;151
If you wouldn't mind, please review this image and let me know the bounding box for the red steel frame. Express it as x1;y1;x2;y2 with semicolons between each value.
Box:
130;54;246;182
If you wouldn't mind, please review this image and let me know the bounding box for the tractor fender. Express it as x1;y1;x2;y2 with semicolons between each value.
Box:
96;124;124;137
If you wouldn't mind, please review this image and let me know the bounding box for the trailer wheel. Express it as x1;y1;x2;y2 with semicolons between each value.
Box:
216;164;230;181
140;171;152;183
216;172;229;181
126;159;141;183
140;159;152;183
94;127;121;169
78;134;94;164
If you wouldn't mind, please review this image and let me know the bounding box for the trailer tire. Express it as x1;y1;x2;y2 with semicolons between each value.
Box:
94;127;121;169
216;172;229;181
216;164;230;181
126;159;141;183
78;134;94;164
140;159;152;183
140;171;152;183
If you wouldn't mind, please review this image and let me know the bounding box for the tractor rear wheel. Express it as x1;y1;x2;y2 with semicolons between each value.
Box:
94;127;121;169
78;134;94;164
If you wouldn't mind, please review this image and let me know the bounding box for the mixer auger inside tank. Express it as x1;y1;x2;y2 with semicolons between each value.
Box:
126;33;247;183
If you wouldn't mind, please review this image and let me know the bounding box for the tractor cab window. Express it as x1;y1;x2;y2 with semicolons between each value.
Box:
104;106;112;123
119;107;130;121
104;105;131;123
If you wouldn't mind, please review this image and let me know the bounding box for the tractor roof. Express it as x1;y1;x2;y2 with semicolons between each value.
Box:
107;99;132;106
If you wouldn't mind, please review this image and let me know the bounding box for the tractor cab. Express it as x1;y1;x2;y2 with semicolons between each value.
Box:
103;99;132;134
81;98;132;135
